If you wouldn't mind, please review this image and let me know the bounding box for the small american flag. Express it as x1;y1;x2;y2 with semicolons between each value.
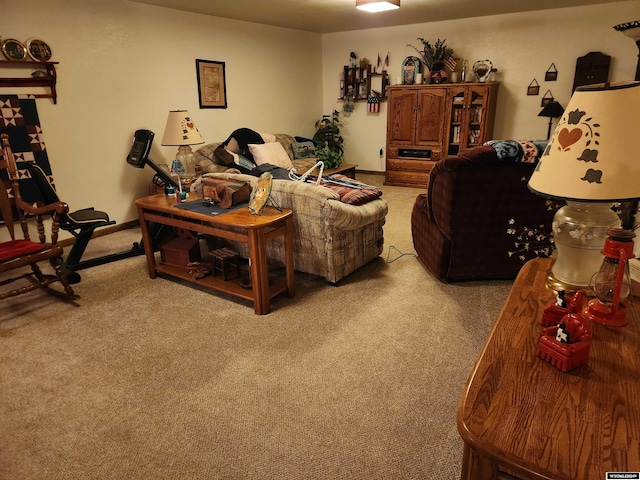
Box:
444;56;457;71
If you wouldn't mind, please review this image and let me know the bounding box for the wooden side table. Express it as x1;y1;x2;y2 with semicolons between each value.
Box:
135;193;294;315
457;257;640;480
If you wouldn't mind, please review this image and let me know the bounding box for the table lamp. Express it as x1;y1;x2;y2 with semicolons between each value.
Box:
161;110;204;176
528;81;640;292
538;100;564;140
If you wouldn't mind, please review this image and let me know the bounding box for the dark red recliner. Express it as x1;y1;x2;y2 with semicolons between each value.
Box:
411;145;556;282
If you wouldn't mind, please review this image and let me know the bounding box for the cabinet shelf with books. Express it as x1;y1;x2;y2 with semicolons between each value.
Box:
445;83;498;156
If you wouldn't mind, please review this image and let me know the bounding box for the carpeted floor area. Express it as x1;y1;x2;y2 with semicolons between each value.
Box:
0;173;513;479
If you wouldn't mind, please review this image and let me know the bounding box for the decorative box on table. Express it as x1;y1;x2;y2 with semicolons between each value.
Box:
159;229;201;267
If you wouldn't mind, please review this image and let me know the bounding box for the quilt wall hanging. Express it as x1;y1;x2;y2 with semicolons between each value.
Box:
0;94;54;221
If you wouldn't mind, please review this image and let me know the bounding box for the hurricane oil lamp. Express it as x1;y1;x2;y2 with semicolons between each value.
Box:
584;228;635;327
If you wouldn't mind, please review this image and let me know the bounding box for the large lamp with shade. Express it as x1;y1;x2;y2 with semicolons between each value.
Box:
161;110;204;176
528;81;640;293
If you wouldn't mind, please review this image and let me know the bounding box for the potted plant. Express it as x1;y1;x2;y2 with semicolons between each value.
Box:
407;38;454;84
313;110;344;169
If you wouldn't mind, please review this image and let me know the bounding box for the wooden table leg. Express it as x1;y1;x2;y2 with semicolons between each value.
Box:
285;216;295;298
137;206;157;279
460;443;498;480
248;227;270;315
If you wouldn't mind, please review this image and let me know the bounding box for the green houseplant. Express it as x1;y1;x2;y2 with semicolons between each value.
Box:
313;110;344;169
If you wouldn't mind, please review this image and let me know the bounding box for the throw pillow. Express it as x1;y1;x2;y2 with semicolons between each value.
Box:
291;141;317;159
232;152;256;171
248;142;295;170
320;174;383;205
260;133;277;143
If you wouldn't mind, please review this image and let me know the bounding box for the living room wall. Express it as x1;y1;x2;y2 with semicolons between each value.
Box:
1;0;639;233
321;1;640;172
0;0;322;231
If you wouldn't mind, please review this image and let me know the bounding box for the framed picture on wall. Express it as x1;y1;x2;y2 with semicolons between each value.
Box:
196;59;227;109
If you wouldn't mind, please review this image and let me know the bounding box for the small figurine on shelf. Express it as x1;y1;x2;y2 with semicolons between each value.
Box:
349;51;357;68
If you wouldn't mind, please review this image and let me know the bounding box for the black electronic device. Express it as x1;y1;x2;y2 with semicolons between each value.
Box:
127;129;154;168
126;129;179;189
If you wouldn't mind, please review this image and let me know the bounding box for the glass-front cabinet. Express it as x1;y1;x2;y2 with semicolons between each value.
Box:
445;84;498;156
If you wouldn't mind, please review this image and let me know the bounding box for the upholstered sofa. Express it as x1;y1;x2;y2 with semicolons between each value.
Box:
193;133;320;176
192;134;388;284
411;141;556;282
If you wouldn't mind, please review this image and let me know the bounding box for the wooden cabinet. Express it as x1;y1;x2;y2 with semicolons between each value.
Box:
0;60;59;104
385;82;498;187
445;83;498;156
572;51;611;92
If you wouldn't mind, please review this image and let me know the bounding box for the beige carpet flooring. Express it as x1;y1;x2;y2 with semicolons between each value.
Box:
0;174;513;479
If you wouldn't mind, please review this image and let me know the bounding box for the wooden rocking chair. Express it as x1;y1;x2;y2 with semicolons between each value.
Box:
0;133;77;301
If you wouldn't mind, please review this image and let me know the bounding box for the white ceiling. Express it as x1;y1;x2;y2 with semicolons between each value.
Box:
128;0;625;33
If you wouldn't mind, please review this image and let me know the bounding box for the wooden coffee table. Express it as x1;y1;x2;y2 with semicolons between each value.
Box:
135;193;294;315
457;257;640;479
324;163;357;179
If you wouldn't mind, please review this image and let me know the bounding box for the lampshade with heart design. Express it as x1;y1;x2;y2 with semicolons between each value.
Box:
528;81;640;291
529;81;640;201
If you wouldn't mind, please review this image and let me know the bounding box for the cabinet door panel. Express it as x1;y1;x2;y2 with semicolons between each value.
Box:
416;88;445;145
387;89;417;144
466;85;490;148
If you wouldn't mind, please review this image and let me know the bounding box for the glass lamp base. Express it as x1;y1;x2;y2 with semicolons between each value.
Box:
546;270;588;295
549;201;621;292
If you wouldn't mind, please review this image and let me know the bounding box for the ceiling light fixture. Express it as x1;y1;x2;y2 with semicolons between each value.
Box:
356;0;400;13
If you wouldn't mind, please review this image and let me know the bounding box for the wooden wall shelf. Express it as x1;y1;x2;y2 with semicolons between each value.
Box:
340;64;390;102
0;60;59;104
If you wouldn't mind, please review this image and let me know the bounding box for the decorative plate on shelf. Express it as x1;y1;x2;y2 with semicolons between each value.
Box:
249;172;273;216
26;38;52;62
1;38;28;61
